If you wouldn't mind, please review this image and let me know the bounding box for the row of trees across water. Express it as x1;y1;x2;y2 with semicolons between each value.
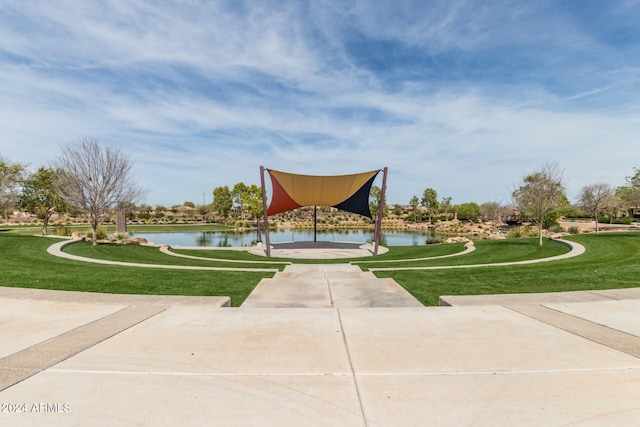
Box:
2;138;639;246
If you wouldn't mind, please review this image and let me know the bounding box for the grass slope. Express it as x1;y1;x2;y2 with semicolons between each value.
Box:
374;233;640;306
2;232;638;308
64;241;285;270
0;235;272;306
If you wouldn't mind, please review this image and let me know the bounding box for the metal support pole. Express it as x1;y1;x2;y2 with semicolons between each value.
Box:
314;205;317;242
259;166;271;257
374;167;388;256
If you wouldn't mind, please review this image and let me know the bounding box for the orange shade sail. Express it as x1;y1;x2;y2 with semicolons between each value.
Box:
266;169;381;218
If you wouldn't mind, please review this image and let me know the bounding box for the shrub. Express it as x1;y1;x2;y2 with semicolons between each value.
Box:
53;225;72;236
568;226;580;234
426;237;442;245
111;232;130;241
86;225;108;240
506;226;538;238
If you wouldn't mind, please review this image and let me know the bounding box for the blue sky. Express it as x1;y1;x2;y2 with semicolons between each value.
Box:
1;0;639;207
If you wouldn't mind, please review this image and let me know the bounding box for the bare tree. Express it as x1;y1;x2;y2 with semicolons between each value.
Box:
578;183;615;234
480;201;506;222
53;138;144;245
512;162;567;246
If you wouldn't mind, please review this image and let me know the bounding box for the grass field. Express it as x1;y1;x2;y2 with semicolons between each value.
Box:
0;234;271;306
0;231;638;307
374;233;640;305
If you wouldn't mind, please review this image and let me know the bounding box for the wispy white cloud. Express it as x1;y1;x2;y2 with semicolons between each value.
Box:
1;0;639;206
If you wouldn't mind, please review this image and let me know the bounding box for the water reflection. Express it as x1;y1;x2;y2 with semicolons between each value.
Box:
132;229;439;247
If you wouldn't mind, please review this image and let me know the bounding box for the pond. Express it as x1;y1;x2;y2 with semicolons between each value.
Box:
130;229;441;247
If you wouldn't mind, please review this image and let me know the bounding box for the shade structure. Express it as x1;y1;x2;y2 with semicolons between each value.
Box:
259;167;388;257
266;169;381;218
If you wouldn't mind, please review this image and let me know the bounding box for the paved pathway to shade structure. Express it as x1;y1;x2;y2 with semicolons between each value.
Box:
1;239;639;426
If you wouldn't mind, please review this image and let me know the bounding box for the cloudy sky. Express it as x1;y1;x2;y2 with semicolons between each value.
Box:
1;0;639;207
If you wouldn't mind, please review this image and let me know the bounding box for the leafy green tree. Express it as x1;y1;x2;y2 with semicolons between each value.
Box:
0;156;27;222
243;184;263;221
578;183;616;234
617;167;640;216
512;162;567;245
421;188;439;223
212;185;232;221
457;202;480;221
439;196;452;220
232;182;248;220
183;201;195;208
20;167;69;235
369;185;382;220
409;195;419;223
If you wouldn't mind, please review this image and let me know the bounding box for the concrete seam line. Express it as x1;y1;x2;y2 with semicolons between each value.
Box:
0;305;166;391
44;365;640;377
336;308;369;427
506;305;640;359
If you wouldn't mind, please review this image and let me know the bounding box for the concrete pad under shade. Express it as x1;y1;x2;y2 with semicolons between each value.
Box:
357;368;640;427
546;299;640;337
53;307;352;375
0;372;364;427
338;307;640;374
0;297;125;358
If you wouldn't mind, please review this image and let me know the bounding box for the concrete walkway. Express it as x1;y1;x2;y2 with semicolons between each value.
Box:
1;284;639;426
1;239;639;425
241;264;423;308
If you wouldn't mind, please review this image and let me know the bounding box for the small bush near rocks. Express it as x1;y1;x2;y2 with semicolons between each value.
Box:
86;225;108;240
568;226;580;234
54;225;72;236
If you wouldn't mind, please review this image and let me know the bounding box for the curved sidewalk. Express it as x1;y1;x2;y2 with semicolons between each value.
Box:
46;239;280;273
368;238;585;271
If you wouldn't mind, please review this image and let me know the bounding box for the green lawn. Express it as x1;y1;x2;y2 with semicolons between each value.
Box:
64;241;286;270
0;234;272;306
355;238;568;269
1;232;638;308
374;233;640;305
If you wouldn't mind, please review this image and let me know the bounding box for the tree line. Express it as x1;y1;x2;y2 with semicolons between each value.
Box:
212;183;263;224
2;139;639;246
409;162;639;246
1;138;143;245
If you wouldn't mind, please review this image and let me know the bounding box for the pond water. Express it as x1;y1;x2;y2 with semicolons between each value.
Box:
131;229;440;247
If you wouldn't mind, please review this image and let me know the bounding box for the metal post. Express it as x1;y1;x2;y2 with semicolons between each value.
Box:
374;167;388;256
314;205;317;243
259;166;271;257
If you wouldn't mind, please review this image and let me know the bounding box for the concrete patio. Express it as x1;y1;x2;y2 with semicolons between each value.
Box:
1;241;639;426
